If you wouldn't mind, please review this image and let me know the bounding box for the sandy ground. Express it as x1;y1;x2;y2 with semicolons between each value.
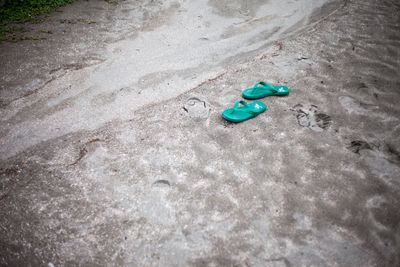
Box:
1;0;400;266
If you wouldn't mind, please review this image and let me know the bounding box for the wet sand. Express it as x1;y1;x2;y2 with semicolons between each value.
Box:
0;0;332;159
1;0;400;266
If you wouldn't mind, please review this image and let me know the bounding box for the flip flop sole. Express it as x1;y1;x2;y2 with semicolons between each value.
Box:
222;101;267;123
222;109;256;123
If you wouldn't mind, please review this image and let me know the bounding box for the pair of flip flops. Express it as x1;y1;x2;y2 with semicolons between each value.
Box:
222;81;290;123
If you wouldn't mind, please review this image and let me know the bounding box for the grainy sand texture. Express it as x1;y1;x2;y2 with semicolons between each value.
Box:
0;0;400;266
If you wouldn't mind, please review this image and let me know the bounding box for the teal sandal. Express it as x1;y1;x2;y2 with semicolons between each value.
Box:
222;100;267;123
242;81;290;100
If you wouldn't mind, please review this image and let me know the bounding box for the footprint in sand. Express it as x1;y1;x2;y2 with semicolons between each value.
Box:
292;104;332;132
365;196;392;232
338;95;379;115
347;140;373;154
183;97;211;120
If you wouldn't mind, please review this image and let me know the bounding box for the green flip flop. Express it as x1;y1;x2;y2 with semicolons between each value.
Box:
242;81;290;100
222;100;267;123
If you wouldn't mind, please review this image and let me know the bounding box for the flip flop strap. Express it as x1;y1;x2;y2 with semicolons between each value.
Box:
251;81;276;93
231;100;248;114
233;100;248;109
254;81;267;87
231;100;258;115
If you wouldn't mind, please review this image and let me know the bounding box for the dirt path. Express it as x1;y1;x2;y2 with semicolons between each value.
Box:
1;0;400;266
0;0;332;159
